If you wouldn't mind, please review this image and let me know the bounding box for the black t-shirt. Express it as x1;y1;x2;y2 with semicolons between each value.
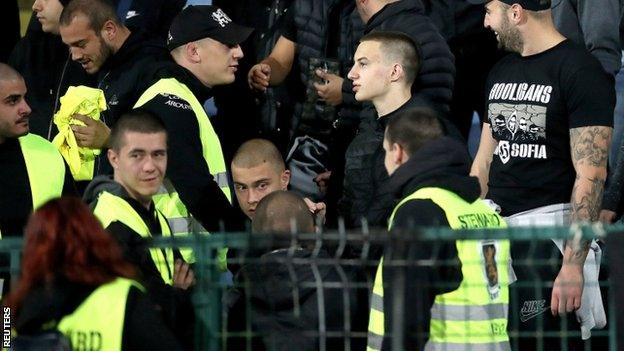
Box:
0;138;76;236
484;40;614;216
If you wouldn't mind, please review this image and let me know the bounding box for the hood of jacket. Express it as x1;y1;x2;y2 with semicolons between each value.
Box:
234;248;336;310
366;0;425;30
98;30;168;79
83;175;127;206
387;136;481;203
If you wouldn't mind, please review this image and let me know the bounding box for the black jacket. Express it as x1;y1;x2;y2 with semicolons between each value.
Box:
226;248;368;351
138;66;240;232
96;31;171;129
9;18;94;140
379;136;471;351
14;277;182;351
92;30;172;176
340;96;458;228
351;0;456;114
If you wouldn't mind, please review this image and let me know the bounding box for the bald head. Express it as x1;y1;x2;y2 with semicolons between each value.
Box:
0;64;22;85
252;191;314;234
232;138;285;172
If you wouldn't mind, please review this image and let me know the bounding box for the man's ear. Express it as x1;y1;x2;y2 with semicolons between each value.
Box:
281;169;291;190
100;20;117;43
509;4;526;25
390;63;404;82
185;42;201;63
108;148;119;169
398;143;410;164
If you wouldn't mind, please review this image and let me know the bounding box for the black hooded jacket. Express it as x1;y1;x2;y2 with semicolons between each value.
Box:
344;0;455;114
340;96;460;229
95;30;171;129
378;136;470;351
225;248;368;351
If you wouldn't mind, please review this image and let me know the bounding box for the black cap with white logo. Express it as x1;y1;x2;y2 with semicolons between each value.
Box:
167;5;254;51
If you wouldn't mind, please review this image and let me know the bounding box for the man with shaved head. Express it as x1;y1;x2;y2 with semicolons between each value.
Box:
252;190;315;234
0;64;75;235
226;190;368;350
231;138;291;219
232;138;326;222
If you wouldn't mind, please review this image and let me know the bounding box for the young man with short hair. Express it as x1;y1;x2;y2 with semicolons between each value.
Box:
58;0;170;151
227;190;367;351
341;31;459;228
84;110;194;339
231;138;291;219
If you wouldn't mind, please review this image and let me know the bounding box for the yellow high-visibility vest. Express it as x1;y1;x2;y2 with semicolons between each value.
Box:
134;78;231;270
368;187;511;351
58;277;143;351
93;191;175;284
19;133;65;209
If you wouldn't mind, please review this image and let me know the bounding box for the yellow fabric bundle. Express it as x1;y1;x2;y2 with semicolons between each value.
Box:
52;86;107;181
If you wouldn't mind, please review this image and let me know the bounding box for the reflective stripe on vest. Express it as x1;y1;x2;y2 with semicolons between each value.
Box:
93;191;175;285
19;134;65;210
367;187;510;351
58;278;143;351
134;78;230;271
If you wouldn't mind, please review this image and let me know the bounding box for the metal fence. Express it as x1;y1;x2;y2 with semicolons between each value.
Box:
2;225;623;351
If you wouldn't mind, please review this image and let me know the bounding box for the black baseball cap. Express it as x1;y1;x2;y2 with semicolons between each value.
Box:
167;5;253;51
467;0;551;11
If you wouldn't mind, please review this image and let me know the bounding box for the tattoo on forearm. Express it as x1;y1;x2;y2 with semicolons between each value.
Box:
570;175;604;221
564;238;592;264
569;126;611;222
570;127;610;167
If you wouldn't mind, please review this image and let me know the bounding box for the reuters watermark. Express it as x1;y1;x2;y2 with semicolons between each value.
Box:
3;307;10;348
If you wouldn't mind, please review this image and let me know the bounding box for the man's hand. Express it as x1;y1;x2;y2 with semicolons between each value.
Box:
599;209;617;223
313;70;343;106
173;259;195;290
248;63;272;92
71;114;110;149
314;171;332;196
303;198;327;227
551;263;584;316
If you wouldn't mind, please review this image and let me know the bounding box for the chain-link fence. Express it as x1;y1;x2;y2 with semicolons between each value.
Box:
2;225;623;350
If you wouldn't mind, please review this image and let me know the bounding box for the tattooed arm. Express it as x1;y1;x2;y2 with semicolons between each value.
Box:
551;125;611;316
569;126;611;222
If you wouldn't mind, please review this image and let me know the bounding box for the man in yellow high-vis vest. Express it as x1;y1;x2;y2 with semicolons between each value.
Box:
130;5;254;269
0;63;74;237
367;108;511;351
83;110;195;339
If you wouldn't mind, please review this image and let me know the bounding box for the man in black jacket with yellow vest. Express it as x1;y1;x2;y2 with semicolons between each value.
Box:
128;6;253;272
84;110;194;345
0;64;75;237
0;64;75;295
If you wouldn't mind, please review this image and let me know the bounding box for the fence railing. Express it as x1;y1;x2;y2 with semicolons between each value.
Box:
1;224;622;351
